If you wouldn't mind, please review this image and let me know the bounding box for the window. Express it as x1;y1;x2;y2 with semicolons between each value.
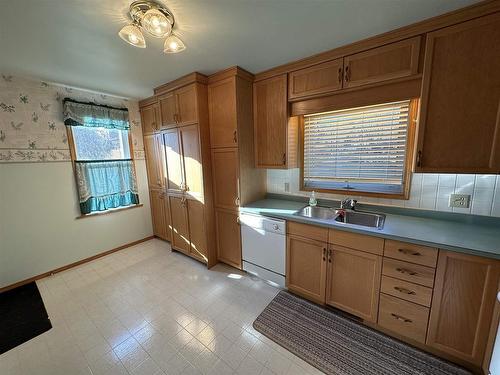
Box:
63;99;139;215
302;100;417;197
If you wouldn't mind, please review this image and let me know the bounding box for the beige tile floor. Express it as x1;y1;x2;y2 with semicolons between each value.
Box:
0;239;324;375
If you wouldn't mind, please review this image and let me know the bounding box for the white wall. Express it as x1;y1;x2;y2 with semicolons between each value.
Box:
0;161;152;288
268;169;500;217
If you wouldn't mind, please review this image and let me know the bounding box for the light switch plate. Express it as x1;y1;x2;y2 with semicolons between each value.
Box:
449;194;471;208
284;182;290;193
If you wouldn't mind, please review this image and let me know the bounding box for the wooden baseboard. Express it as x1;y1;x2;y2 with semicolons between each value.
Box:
0;236;154;293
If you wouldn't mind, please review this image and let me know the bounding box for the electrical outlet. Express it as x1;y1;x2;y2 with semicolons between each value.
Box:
449;194;471;208
284;182;290;192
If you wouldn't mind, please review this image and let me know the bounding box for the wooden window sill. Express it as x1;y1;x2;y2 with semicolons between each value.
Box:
76;204;143;219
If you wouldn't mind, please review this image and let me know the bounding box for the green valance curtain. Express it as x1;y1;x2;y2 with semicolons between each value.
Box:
75;160;139;214
63;99;130;130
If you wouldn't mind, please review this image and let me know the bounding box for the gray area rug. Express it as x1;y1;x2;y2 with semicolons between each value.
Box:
253;291;472;375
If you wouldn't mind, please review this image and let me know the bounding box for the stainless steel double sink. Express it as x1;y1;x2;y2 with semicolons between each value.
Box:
294;205;386;229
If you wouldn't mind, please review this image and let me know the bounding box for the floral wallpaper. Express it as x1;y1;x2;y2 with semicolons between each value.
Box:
0;74;144;163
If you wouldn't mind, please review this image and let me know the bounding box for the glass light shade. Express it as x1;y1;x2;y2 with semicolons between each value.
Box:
118;24;146;48
163;34;186;53
142;8;171;38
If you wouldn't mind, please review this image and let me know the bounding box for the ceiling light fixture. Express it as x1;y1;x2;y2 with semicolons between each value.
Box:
119;0;185;53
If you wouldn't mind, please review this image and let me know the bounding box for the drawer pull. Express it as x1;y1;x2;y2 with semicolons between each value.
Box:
394;286;416;295
391;313;412;323
396;267;418;276
398;248;421;256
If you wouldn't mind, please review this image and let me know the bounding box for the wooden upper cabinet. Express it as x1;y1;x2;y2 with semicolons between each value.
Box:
159;92;177;129
212;148;239;210
208;77;238;148
254;74;294;168
140;103;159;134
427;251;500;365
144;133;164;189
416;13;500;173
176;84;198;126
169;195;190;254
215;209;242;268
343;37;420;89
326;245;382;322
163;128;184;194
288;59;343;100
179;124;203;199
286;235;327;304
187;199;207;262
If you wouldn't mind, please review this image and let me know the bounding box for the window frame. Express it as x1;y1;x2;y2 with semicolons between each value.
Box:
299;98;419;199
66;117;140;217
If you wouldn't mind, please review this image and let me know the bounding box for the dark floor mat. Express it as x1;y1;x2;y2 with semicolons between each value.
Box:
0;282;52;354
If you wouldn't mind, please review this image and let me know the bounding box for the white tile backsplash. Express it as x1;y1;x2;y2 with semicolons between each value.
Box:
266;169;500;217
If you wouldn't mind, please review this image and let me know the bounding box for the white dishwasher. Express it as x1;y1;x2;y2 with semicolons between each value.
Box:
240;213;286;288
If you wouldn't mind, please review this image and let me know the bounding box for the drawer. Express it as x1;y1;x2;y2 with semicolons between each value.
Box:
384;240;438;268
378;293;429;343
381;276;433;307
288;221;328;242
328;229;384;255
382;258;435;288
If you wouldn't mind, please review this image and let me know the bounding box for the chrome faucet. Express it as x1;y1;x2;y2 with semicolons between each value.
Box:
340;198;357;210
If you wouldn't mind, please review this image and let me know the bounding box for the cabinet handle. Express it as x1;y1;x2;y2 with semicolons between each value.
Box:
322;248;326;261
235;197;240;206
233;130;237;143
416;150;422;167
344;66;350;82
391;313;412;323
396;267;418;276
328;249;332;263
236;216;241;225
174;114;179;124
398;248;421;256
337;67;342;84
282;153;286;165
394;286;416;295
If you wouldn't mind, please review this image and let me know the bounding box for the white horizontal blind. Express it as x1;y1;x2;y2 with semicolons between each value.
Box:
303;100;410;194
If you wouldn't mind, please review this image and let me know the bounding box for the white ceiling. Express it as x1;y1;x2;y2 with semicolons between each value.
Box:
0;0;478;99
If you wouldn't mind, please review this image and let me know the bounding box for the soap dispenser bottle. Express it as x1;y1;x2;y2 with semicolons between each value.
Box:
309;191;317;207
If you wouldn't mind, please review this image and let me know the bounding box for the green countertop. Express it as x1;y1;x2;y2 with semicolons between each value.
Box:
241;198;500;260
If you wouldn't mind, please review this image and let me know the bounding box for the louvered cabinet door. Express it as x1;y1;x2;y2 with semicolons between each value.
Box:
416;13;500;173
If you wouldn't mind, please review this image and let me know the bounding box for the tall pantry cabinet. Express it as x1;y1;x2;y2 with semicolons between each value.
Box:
208;67;266;268
140;73;217;267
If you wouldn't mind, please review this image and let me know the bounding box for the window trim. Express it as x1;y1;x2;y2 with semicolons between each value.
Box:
66;123;140;217
299;98;419;199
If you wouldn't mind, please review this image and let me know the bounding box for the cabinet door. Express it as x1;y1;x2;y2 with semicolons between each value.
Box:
209;77;238;148
215;209;241;269
169;195;190;254
286;235;327;304
163;128;184;194
144;134;163;189
159;92;177;129
150;189;166;239
343;37;420;88
140;103;158;135
326;246;382;322
179;124;203;199
176;84;198;126
212;148;239;210
187;199;207;262
288;59;343;100
416;14;500;173
427;251;500;365
254;74;289;168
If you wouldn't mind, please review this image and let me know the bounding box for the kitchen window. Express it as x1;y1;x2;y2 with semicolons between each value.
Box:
301;99;417;198
63;99;139;215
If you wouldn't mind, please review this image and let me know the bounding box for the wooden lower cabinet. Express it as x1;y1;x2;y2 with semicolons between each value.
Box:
326;245;382;322
169;195;190;254
215;209;241;268
149;189;169;241
286;235;327;304
427;251;500;365
187;199;208;262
